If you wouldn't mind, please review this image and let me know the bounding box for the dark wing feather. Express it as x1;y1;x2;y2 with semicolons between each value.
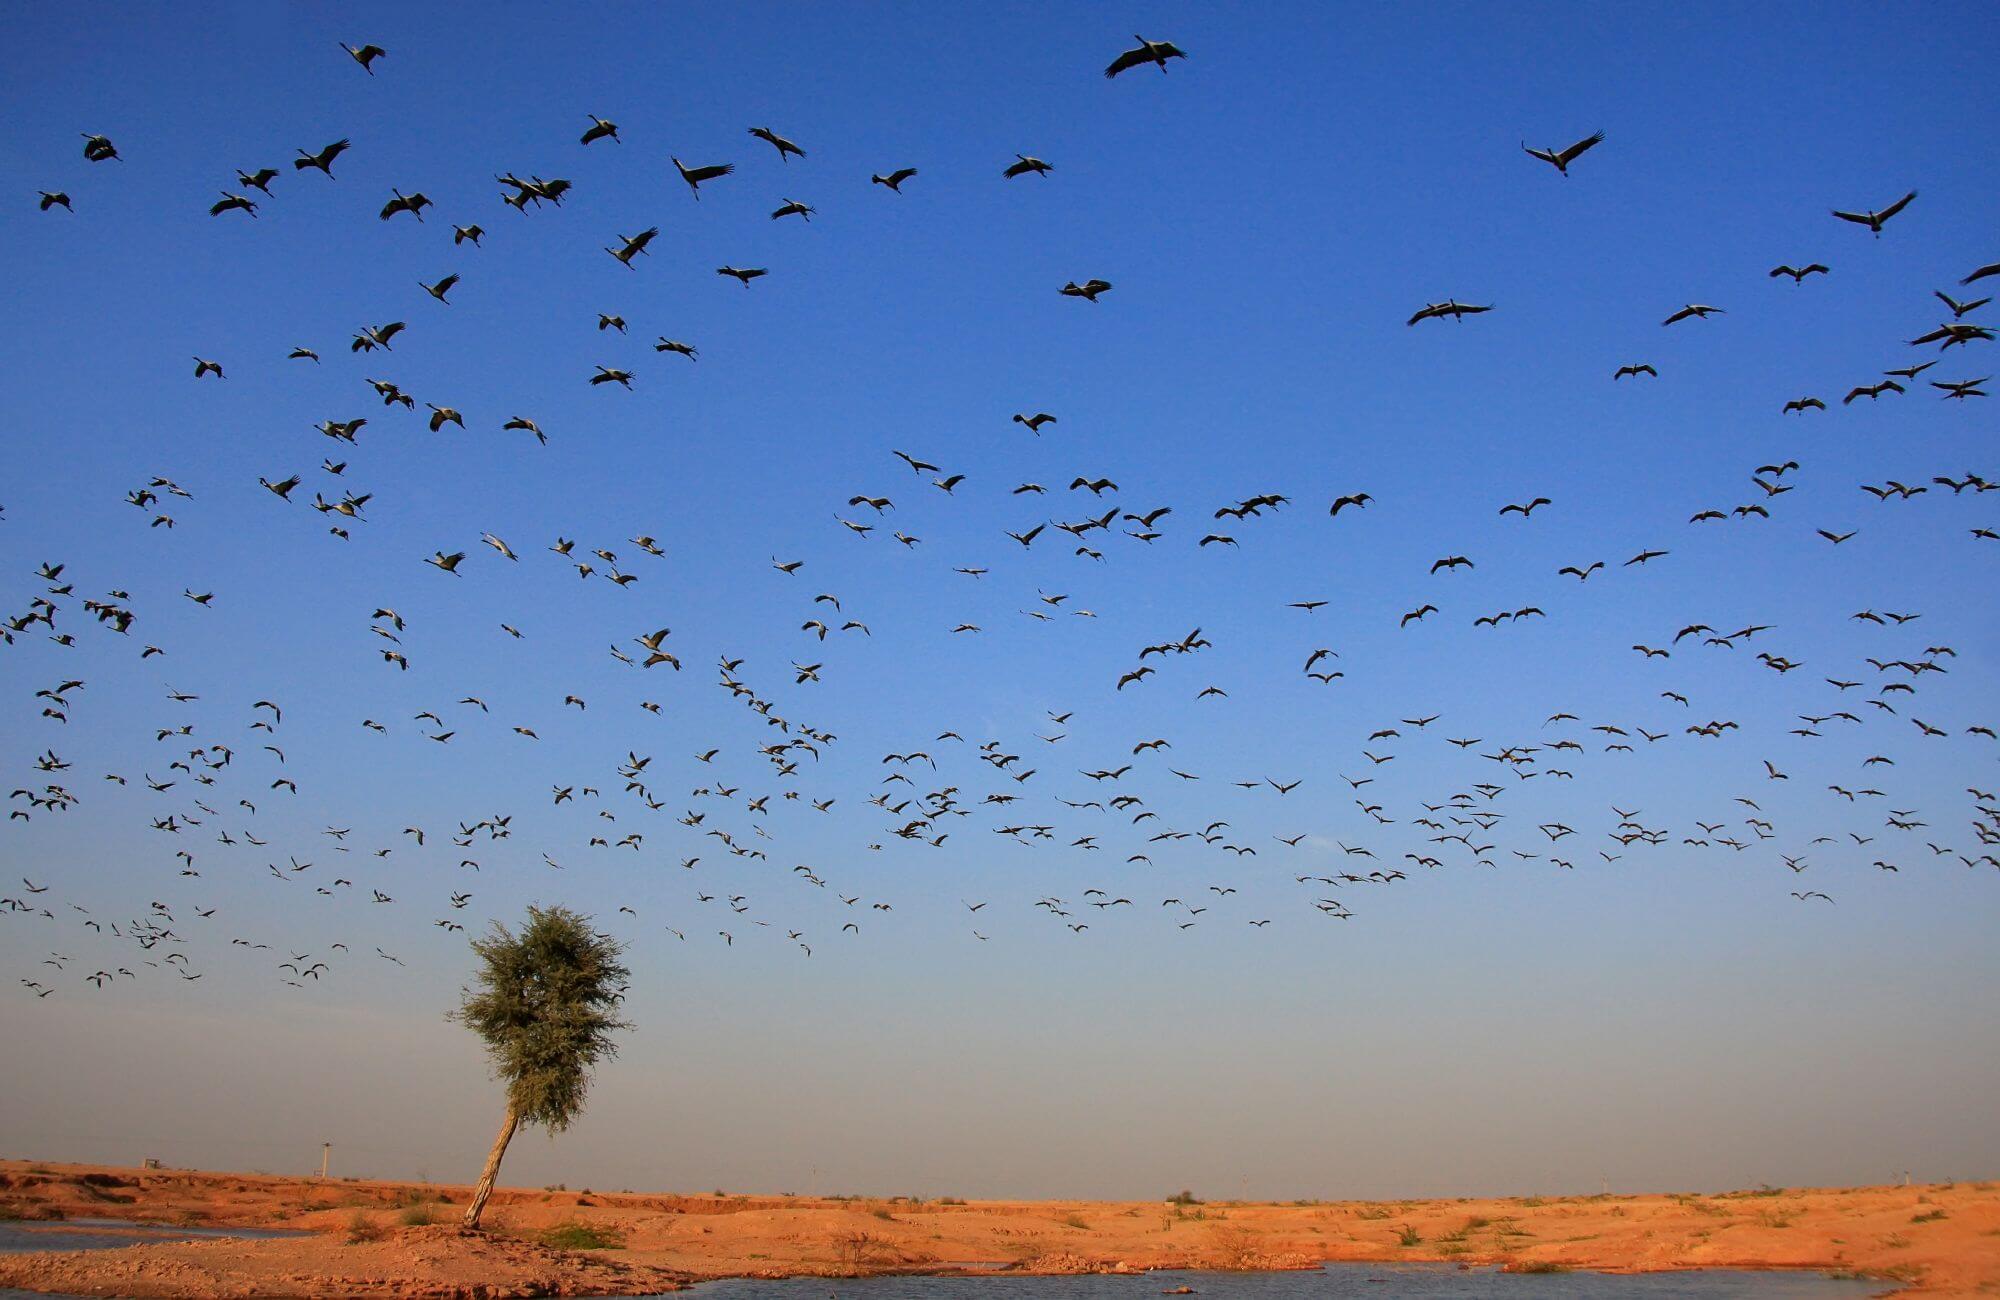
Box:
1876;189;1917;221
1104;46;1149;77
1555;130;1605;164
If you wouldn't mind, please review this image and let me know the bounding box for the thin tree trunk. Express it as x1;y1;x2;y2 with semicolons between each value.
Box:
462;1106;518;1229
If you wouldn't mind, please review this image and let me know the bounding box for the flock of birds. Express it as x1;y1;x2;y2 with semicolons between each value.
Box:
7;31;1997;1009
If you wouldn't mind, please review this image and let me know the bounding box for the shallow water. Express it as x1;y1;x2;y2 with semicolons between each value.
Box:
0;1225;1883;1300
0;1218;306;1298
669;1265;1883;1298
0;1216;304;1254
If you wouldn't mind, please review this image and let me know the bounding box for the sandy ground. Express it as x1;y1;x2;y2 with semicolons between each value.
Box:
0;1160;1994;1298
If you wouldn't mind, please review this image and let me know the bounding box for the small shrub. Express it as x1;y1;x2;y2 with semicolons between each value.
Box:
345;1211;386;1244
398;1204;435;1226
1397;1224;1422;1247
1514;1260;1569;1274
1911;1209;1948;1224
1354;1206;1393;1221
540;1220;625;1250
871;1207;896;1221
1058;1213;1089;1230
1208;1223;1257;1269
1166;1189;1202;1206
834;1231;893;1272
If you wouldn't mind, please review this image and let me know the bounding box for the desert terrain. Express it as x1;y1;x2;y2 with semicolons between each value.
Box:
0;1160;1994;1297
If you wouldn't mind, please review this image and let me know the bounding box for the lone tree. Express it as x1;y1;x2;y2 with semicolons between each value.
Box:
452;904;630;1228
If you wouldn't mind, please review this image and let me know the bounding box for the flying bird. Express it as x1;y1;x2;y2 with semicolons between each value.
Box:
673;157;734;198
340;42;386;74
1521;129;1604;175
1105;35;1188;78
1831;190;1916;235
748;126;805;160
1408;300;1492;326
1662;304;1723;326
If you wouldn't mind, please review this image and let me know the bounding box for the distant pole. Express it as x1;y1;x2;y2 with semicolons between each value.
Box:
319;1143;331;1180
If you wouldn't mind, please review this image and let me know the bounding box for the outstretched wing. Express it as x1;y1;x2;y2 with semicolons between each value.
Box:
1876;189;1917;222
1104;45;1151;78
1555;130;1605;165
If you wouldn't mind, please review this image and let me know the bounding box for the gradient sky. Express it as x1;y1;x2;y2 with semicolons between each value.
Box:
1;2;1996;1201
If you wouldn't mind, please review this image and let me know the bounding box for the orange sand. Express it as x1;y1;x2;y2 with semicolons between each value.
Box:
1;1160;1994;1297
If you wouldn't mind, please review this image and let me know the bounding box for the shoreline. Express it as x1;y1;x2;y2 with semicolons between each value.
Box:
1;1159;1994;1297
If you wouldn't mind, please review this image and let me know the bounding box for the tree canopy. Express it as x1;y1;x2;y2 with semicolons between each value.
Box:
454;904;630;1132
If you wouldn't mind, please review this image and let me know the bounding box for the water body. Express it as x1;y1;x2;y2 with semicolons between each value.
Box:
670;1266;1883;1299
0;1218;305;1299
0;1216;304;1253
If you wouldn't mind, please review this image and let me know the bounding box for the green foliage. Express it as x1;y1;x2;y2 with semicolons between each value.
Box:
452;905;631;1133
1396;1224;1422;1246
1166;1189;1202;1206
398;1203;435;1226
539;1220;625;1250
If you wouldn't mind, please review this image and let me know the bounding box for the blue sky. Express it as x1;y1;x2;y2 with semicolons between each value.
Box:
1;2;1996;1199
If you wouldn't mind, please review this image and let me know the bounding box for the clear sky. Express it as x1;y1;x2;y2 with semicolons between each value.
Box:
1;1;1996;1201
